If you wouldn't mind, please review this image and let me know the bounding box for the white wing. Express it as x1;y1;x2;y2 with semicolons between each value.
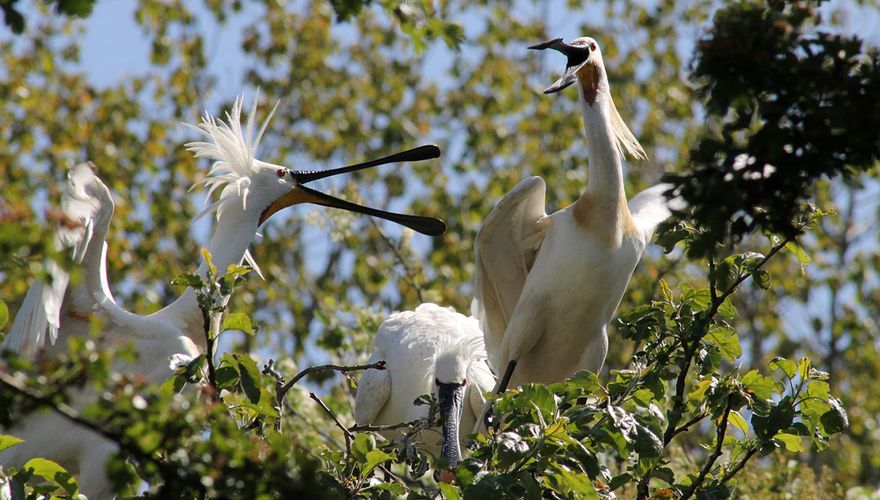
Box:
3;163;114;359
472;176;551;373
628;183;683;243
354;351;392;425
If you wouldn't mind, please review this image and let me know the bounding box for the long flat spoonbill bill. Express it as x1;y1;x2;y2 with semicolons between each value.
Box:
473;37;682;420
354;303;494;469
0;95;444;499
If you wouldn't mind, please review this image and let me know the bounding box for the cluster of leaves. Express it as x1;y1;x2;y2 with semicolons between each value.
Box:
0;0;876;497
441;211;847;499
667;0;880;256
171;249;255;395
0;0;95;34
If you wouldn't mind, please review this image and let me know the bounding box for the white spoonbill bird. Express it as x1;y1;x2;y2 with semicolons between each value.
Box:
354;303;494;468
0;95;444;498
473;37;681;403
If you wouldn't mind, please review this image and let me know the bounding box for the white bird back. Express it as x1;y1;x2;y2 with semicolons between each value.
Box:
354;303;495;451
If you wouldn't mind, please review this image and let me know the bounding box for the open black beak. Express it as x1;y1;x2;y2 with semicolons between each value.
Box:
438;381;466;470
528;37;591;94
259;145;446;236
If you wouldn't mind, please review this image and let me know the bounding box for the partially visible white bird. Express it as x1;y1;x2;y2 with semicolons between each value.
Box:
473;37;682;406
354;303;495;468
1;95;444;498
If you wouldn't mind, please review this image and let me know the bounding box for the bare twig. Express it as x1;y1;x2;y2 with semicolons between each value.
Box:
252;359;386;434
720;447;759;484
670;412;709;440
278;360;386;401
262;359;287;432
205;310;222;393
309;391;406;493
680;396;733;500
310;392;353;457
349;418;425;433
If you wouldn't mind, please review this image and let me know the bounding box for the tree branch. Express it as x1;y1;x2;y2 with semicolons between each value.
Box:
680;396;733;500
310;391;353;457
720;446;759;484
262;359;287;432
278;360;386;402
349;418;425;433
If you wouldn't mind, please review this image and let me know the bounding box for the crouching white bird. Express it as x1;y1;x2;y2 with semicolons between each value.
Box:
354;303;495;468
473;37;683;409
0;95;445;499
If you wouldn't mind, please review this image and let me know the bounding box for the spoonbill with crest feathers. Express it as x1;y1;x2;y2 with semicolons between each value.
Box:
1;94;445;498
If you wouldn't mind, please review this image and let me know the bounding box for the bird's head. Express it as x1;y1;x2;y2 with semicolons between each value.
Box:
185;94;446;236
529;36;647;160
528;36;602;95
432;334;488;472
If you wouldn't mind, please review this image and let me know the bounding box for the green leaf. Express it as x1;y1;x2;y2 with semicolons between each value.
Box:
820;397;849;434
0;300;8;330
352;433;375;462
215;365;240;390
773;432;805;452
362;449;394;475
171;273;203;287
634;423;663;457
705;325;741;361
545;464;598;498
223;312;254;335
769;357;797;379
729;410;749;436
797;357;810;381
0;435;24;453
659;279;673;304
785;241;810;266
235;354;262;404
201;247;216;275
741;370;780;400
753;269;771;290
609;473;633;491
716;297;737;319
22;458;78;495
438;481;461;499
372;482;407;496
56;0;96;17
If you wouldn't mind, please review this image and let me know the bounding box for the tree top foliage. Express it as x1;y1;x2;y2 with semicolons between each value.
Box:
1;0;879;497
668;0;880;256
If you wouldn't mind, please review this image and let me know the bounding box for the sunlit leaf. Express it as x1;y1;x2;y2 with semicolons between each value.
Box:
0;435;24;453
773;432;805;452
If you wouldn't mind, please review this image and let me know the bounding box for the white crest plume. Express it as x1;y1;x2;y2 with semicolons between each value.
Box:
185;92;279;220
433;324;491;385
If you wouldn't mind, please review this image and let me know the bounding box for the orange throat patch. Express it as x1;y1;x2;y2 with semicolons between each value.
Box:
576;63;600;105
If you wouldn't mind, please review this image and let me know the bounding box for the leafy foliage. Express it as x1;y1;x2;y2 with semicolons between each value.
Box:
1;0;877;497
1;0;96;34
667;0;880;256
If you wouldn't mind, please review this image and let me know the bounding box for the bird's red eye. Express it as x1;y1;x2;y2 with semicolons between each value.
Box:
462;379;467;385
590;42;597;51
276;169;286;178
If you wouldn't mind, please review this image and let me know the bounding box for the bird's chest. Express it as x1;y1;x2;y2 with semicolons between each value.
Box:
541;213;640;284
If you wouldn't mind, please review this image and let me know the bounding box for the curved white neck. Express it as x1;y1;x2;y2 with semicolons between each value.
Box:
197;206;260;277
577;76;626;202
158;204;261;346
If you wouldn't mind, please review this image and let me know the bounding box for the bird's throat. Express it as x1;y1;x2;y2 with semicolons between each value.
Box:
576;63;600;105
